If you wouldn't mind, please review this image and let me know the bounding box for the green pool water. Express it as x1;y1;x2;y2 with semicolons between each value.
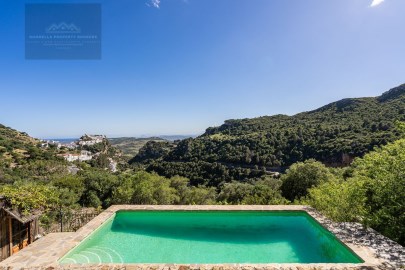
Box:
59;211;363;264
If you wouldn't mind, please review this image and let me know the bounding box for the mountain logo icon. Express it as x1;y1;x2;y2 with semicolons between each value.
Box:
46;22;81;34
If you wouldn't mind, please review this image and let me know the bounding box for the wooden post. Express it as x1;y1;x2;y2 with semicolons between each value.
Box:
0;216;5;261
8;217;12;256
28;222;31;244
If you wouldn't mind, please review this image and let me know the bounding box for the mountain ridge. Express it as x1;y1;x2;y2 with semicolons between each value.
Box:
133;84;405;185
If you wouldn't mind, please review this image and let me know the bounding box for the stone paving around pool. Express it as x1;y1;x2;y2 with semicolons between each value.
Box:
0;205;403;270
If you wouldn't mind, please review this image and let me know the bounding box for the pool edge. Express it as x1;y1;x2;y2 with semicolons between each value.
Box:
0;205;391;269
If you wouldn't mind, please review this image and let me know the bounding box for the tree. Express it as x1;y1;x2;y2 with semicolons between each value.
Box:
304;178;366;222
114;171;178;205
180;186;217;205
131;172;178;204
52;175;85;207
218;181;254;204
0;181;59;215
218;178;287;205
350;138;405;244
79;169;119;208
244;180;288;205
305;135;405;245
112;174;134;204
112;173;217;205
280;159;333;201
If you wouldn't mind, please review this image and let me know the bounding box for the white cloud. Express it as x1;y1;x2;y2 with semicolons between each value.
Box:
146;0;161;8
370;0;385;7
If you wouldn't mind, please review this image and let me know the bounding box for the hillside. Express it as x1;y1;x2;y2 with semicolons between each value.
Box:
0;124;57;167
109;137;167;159
0;128;124;184
0;125;68;184
159;135;195;141
109;136;194;159
133;84;405;185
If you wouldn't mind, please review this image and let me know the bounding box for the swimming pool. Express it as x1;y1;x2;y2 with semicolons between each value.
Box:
59;210;363;264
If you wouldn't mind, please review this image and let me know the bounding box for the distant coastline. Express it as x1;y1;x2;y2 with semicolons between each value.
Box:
43;135;195;145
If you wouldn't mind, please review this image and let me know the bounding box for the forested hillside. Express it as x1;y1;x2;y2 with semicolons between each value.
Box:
0;124;57;166
109;137;167;159
0;88;404;245
0;125;66;184
132;84;405;185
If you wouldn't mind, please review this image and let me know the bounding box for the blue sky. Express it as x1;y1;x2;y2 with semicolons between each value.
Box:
0;0;404;138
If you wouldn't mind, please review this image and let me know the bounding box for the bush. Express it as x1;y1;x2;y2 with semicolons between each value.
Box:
218;178;287;205
351;138;405;244
0;182;59;214
280;159;334;201
305;137;405;245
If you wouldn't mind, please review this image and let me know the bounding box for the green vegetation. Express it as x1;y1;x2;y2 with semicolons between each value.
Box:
280;159;334;201
0;85;404;245
219;178;288;205
0;124;69;185
0;124;61;167
79;169;119;208
109;137;167;159
132;85;404;186
129;141;175;163
112;172;215;205
147;160;266;187
0;182;59;215
276;120;404;245
304;135;405;245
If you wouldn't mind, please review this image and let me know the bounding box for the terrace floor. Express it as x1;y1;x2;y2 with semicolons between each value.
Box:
0;205;403;270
